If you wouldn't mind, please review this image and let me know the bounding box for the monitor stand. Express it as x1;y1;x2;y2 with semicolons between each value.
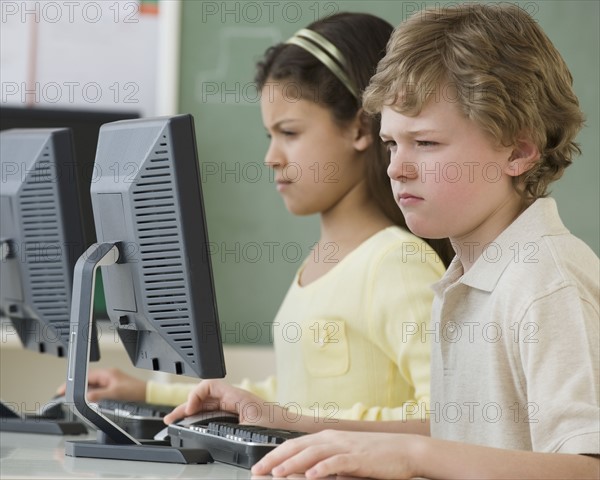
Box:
0;240;87;436
0;400;87;435
63;242;212;464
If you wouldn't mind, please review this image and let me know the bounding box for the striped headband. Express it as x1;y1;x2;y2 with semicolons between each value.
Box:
285;28;359;99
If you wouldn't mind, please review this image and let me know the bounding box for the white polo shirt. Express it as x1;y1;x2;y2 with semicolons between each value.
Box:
429;198;599;455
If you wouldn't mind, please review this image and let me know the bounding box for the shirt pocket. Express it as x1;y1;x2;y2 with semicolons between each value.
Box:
302;318;349;377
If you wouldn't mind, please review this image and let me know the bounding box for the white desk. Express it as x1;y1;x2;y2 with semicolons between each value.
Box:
1;317;275;408
0;431;255;479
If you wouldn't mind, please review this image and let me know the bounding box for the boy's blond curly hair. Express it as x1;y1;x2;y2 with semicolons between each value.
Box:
363;3;585;199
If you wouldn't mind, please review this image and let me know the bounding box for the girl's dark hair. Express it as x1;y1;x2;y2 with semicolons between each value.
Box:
255;12;454;267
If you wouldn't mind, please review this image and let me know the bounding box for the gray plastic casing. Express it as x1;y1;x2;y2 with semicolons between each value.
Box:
0;128;91;358
89;114;225;379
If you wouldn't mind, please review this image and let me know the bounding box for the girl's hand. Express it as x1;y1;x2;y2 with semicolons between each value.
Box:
163;379;285;426
56;368;146;403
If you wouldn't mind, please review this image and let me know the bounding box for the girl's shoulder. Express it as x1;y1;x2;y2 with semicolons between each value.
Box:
362;226;446;277
365;226;439;257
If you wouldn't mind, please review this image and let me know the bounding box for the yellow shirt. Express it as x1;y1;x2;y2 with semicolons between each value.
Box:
148;226;445;421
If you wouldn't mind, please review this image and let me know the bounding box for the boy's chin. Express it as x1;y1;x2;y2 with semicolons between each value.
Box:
405;219;443;240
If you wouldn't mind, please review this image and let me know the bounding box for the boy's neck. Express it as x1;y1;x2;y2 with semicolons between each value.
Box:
453;195;533;273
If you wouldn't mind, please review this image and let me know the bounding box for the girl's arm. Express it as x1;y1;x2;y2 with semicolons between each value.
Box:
162;378;430;435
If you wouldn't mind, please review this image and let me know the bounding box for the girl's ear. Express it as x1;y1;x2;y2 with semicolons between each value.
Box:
352;109;374;152
505;137;540;177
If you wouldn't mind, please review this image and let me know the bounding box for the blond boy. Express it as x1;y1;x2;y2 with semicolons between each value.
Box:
166;4;599;478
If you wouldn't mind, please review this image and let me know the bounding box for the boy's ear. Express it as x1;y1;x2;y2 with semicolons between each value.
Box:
505;137;540;177
351;110;374;152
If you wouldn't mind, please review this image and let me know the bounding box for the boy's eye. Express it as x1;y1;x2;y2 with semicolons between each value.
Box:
281;130;296;137
416;140;437;147
382;140;397;152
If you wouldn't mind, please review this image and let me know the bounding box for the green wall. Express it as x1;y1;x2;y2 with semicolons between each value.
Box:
179;0;599;344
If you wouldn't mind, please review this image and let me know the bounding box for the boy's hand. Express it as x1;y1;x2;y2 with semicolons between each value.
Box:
163;379;284;426
251;430;419;479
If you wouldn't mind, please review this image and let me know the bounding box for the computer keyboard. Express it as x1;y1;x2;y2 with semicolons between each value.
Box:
167;418;306;469
97;399;173;419
96;399;174;439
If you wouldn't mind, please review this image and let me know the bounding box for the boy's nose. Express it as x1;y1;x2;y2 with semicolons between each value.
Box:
388;152;419;181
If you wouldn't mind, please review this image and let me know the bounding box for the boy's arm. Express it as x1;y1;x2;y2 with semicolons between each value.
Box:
414;436;599;480
252;430;600;479
515;286;599;454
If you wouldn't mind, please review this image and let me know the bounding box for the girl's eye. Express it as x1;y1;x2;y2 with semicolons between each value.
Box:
266;131;296;140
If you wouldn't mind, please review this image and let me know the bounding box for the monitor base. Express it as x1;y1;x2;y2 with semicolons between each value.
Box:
1;417;87;435
64;439;212;464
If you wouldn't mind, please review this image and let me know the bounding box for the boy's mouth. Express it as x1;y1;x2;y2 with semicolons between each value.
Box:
397;192;424;206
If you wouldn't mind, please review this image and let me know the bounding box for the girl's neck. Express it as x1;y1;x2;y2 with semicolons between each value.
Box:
299;180;394;288
318;181;392;248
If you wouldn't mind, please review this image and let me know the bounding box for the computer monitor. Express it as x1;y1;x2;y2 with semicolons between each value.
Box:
0;107;140;319
65;114;226;463
0;128;97;435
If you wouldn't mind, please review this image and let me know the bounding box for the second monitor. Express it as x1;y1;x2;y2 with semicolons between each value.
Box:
0;128;93;435
65;114;226;463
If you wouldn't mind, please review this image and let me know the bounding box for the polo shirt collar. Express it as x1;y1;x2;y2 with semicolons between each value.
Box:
434;197;569;294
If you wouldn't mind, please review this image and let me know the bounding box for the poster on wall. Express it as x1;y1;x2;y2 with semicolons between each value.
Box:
1;0;160;116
